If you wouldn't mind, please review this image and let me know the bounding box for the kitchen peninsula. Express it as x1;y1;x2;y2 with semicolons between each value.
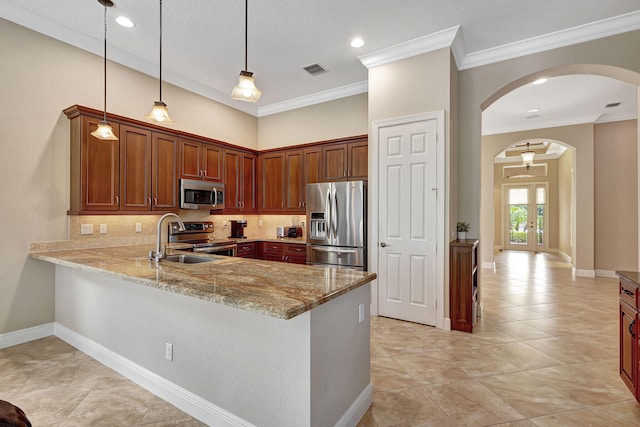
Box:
30;244;376;427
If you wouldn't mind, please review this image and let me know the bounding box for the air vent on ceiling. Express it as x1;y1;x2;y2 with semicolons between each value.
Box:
303;63;327;76
605;102;621;108
526;114;541;119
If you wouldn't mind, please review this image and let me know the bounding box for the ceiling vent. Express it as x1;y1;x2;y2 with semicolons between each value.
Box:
303;63;327;76
605;102;621;108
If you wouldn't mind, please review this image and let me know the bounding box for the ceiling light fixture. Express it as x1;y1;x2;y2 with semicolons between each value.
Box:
91;0;118;141
145;0;173;124
350;37;365;48
231;0;261;102
520;142;535;169
115;15;135;28
527;108;540;113
533;78;548;85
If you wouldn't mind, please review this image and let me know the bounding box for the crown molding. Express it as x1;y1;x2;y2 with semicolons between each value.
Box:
595;110;638;123
257;81;368;117
460;10;640;70
357;26;461;69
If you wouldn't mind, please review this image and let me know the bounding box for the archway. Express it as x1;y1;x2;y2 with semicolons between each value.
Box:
480;64;640;276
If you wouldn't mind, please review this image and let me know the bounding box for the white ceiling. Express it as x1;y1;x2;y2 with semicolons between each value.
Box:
2;0;640;130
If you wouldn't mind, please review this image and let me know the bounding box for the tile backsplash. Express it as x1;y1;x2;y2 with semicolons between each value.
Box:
67;211;307;245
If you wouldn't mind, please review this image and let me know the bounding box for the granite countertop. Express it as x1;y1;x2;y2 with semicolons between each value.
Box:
30;244;376;320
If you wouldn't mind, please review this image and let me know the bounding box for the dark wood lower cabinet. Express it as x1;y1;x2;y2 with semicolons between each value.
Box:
450;239;479;333
236;242;257;259
260;242;307;264
617;271;640;402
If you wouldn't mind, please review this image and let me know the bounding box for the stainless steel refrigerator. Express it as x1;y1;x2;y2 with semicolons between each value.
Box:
306;180;367;270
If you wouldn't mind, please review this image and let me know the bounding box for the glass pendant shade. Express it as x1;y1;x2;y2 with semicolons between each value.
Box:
521;151;535;166
145;101;174;124
91;121;118;140
231;71;262;102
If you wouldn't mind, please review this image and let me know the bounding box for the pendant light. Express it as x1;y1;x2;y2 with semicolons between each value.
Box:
145;0;174;124
231;0;262;102
521;142;535;170
91;0;118;141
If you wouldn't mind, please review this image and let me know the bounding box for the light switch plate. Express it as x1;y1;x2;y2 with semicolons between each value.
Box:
80;224;93;235
99;224;107;234
135;223;142;233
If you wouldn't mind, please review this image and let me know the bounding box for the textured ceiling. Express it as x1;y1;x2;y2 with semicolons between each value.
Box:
1;0;639;129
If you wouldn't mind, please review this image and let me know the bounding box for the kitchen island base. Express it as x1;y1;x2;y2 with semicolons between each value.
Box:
54;265;372;427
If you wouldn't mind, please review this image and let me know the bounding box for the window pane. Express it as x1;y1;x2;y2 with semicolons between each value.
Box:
537;187;545;204
509;188;528;205
509;204;528;245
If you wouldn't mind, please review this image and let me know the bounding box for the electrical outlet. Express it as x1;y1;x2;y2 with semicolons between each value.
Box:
135;223;142;233
358;303;365;323
80;224;93;235
300;220;305;228
165;343;173;362
223;220;228;227
258;219;263;227
99;224;107;234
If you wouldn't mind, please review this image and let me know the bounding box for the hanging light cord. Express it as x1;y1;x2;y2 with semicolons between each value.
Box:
243;0;248;71
159;0;163;102
102;3;108;122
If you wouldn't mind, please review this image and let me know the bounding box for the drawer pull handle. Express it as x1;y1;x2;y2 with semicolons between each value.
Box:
630;319;636;339
623;289;634;297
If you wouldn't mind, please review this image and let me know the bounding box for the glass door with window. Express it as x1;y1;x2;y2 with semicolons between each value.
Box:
504;184;547;252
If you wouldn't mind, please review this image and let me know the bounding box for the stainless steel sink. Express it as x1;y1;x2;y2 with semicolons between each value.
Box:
163;254;216;264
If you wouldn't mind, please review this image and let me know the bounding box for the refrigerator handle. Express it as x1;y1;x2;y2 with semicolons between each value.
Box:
326;188;332;240
333;193;338;239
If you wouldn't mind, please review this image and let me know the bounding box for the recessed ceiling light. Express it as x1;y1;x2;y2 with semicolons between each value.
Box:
116;16;135;28
528;108;540;113
350;38;365;48
532;78;548;85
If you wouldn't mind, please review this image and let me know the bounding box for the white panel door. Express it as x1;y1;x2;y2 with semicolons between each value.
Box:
378;118;437;325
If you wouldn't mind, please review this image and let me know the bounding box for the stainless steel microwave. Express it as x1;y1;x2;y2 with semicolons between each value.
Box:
180;179;225;210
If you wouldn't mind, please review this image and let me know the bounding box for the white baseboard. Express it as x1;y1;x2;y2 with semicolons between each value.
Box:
0;323;54;350
494;245;503;251
595;270;618;279
335;383;373;427
443;317;451;331
573;267;596;278
554;249;572;263
54;324;253;427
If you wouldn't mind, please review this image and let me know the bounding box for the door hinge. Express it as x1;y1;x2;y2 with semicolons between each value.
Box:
436;133;439;142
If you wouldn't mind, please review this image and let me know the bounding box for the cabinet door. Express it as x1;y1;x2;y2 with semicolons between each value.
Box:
120;125;152;210
303;147;323;185
82;116;120;211
224;149;241;211
260;152;286;212
241;153;257;211
152;132;178;210
285;150;305;212
179;139;203;179
323;143;347;181
348;140;368;179
203;144;223;182
620;301;637;395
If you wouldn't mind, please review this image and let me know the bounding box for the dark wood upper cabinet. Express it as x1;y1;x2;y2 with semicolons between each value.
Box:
120;125;152;210
152;132;179;210
285;150;305;212
179;138;222;182
224;149;256;213
323;139;368;181
259;152;286;212
303;147;323;185
79;116;120;211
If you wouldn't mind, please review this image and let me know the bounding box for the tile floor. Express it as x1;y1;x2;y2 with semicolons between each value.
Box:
1;250;639;426
359;250;640;426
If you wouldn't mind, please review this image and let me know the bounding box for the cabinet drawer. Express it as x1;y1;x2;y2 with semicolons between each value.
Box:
620;278;640;310
236;242;256;258
285;244;306;255
262;242;284;255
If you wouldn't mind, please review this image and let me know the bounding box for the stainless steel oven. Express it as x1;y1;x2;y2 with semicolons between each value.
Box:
168;221;236;257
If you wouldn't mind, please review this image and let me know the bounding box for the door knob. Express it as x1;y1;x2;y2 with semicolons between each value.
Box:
380;242;389;247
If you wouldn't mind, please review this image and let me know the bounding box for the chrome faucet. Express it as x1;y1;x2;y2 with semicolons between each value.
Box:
149;213;186;262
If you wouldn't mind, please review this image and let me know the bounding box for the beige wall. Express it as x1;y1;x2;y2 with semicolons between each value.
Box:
558;149;575;258
594;120;638;272
0;18;259;335
492;159;559;250
257;94;368;150
461;30;640;270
